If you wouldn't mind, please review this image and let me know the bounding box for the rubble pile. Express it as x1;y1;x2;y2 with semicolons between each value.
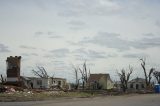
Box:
0;85;33;94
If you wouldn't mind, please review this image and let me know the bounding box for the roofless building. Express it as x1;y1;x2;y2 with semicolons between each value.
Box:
6;56;21;85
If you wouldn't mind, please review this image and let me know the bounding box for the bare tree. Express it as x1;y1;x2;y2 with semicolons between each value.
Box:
79;61;90;90
72;65;80;90
117;66;133;92
0;74;4;84
32;66;49;78
153;70;160;84
140;58;154;87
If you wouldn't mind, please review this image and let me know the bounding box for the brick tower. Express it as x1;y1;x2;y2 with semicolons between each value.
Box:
6;56;21;84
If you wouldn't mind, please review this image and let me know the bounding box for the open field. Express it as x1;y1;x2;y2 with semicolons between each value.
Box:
1;94;160;106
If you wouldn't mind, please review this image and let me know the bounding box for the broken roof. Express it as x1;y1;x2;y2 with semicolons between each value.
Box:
88;74;111;82
129;77;145;83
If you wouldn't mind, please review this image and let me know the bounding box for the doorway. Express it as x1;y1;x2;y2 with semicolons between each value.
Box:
136;84;139;89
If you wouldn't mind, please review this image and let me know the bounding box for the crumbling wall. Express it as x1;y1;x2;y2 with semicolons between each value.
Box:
6;56;21;83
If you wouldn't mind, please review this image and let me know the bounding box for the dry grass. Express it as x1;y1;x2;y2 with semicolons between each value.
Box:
0;91;93;102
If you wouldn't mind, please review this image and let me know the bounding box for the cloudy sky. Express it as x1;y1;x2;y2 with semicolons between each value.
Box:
0;0;160;82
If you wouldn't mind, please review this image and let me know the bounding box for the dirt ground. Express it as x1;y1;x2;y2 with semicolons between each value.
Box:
1;94;160;106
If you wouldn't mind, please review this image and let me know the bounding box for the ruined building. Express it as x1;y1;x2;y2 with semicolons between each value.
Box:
6;56;21;85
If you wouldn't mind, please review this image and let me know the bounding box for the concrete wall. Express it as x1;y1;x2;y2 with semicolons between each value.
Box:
49;78;67;88
30;78;50;89
99;76;107;89
29;78;67;89
107;79;114;89
128;82;146;90
99;76;114;89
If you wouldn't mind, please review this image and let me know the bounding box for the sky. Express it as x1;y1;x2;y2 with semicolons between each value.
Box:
0;0;160;82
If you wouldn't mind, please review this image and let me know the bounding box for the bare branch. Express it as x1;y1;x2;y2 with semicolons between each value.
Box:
117;66;133;92
78;61;90;89
140;58;154;87
153;70;160;84
32;66;49;78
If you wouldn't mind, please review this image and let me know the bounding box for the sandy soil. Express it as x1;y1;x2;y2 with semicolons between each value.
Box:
1;94;160;106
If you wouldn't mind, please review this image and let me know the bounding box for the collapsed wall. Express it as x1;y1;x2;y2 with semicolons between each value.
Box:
6;56;21;85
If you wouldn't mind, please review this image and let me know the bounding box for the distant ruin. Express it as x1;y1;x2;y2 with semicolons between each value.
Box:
4;56;68;89
6;56;21;85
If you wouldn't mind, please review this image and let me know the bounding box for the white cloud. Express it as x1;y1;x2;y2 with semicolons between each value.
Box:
79;32;131;51
0;43;10;52
68;20;86;26
79;32;160;51
20;45;37;50
155;21;160;27
123;53;149;59
44;48;70;58
34;31;62;38
44;0;122;17
72;48;117;61
21;53;38;57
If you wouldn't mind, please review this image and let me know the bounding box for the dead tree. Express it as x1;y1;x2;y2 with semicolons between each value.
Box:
72;65;80;90
32;66;49;78
140;58;154;87
117;66;133;92
79;61;90;90
153;70;160;84
0;74;4;84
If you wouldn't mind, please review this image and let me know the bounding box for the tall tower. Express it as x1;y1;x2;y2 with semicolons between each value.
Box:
6;56;21;83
